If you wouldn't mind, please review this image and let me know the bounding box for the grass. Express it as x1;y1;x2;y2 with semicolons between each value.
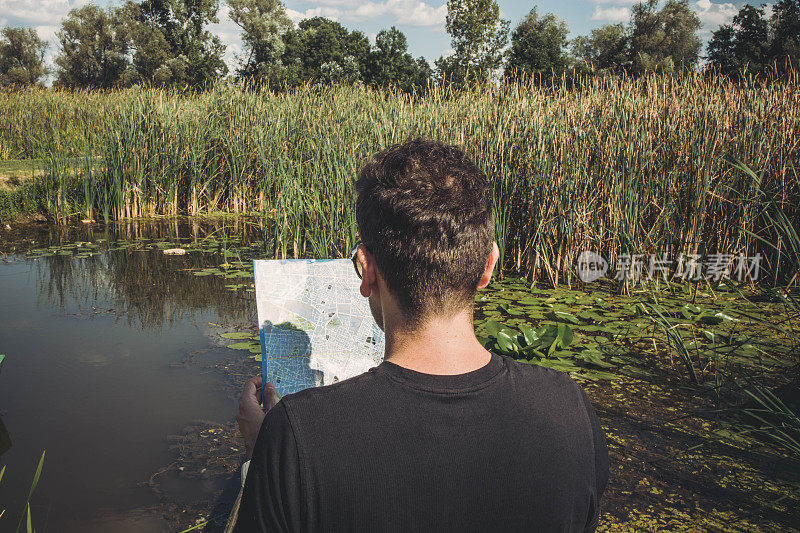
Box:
0;73;798;283
0;160;42;188
0;449;45;533
0;184;46;222
16;451;45;533
0;158;92;189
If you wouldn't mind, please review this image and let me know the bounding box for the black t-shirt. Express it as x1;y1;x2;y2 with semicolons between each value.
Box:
235;352;609;533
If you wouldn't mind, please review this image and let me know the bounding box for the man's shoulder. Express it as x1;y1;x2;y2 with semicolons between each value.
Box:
279;365;385;413
499;354;598;423
501;354;586;392
280;355;587;414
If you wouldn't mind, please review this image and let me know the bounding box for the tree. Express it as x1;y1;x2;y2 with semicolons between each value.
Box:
364;27;432;92
54;5;132;88
629;0;701;73
707;1;799;77
571;23;630;72
435;0;509;84
707;4;770;75
732;5;770;71
121;0;227;87
706;24;737;74
769;0;800;74
505;8;570;80
227;0;292;83
319;55;362;84
0;27;49;87
117;1;172;84
281;17;370;85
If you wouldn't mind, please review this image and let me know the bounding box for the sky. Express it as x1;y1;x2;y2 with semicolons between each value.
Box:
0;0;756;75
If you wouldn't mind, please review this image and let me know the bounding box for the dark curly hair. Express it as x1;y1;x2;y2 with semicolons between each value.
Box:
356;138;495;325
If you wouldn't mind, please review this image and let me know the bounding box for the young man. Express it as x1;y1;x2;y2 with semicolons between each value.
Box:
234;139;609;532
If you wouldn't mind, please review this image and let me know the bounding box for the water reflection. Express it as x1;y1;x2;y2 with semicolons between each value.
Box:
0;219;266;532
35;248;251;329
3;219;264;329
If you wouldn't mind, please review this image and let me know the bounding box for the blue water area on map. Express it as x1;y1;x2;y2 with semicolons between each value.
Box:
259;322;318;398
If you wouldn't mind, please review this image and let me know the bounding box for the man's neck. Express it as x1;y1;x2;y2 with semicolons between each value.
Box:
382;308;491;376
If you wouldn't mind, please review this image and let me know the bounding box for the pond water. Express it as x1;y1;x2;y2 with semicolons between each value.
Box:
0;221;259;532
1;220;797;531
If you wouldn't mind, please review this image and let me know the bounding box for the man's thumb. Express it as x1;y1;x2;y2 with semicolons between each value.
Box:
263;382;280;410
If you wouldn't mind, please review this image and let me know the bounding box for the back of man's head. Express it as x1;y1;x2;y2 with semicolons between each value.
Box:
355;138;495;327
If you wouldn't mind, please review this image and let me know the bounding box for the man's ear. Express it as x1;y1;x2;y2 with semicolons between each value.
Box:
476;242;500;290
357;246;378;298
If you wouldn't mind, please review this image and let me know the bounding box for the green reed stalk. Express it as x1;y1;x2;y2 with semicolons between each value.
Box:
0;73;797;283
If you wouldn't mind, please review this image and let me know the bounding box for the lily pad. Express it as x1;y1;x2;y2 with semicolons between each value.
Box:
226;342;261;351
547;311;581;324
221;332;254;340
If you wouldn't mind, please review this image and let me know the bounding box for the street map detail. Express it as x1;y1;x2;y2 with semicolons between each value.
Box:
253;259;385;397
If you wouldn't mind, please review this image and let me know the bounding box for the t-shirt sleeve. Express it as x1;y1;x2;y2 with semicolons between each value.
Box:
234;401;303;533
579;388;610;532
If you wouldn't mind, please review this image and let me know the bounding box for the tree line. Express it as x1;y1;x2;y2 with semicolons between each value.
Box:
1;0;798;90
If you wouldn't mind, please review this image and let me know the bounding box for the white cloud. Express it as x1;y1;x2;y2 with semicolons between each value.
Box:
587;0;636;5
352;2;387;19
290;0;446;26
34;24;61;66
693;0;738;32
285;6;343;23
208;3;243;74
393;0;446;26
591;5;630;21
0;0;70;26
310;0;359;6
34;24;59;43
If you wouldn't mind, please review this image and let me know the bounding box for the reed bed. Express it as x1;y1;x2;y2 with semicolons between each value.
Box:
0;73;798;283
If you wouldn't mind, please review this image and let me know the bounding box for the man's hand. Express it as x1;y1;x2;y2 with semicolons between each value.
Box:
236;375;280;458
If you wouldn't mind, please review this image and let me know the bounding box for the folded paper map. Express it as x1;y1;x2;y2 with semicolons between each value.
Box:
253;259;385;398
